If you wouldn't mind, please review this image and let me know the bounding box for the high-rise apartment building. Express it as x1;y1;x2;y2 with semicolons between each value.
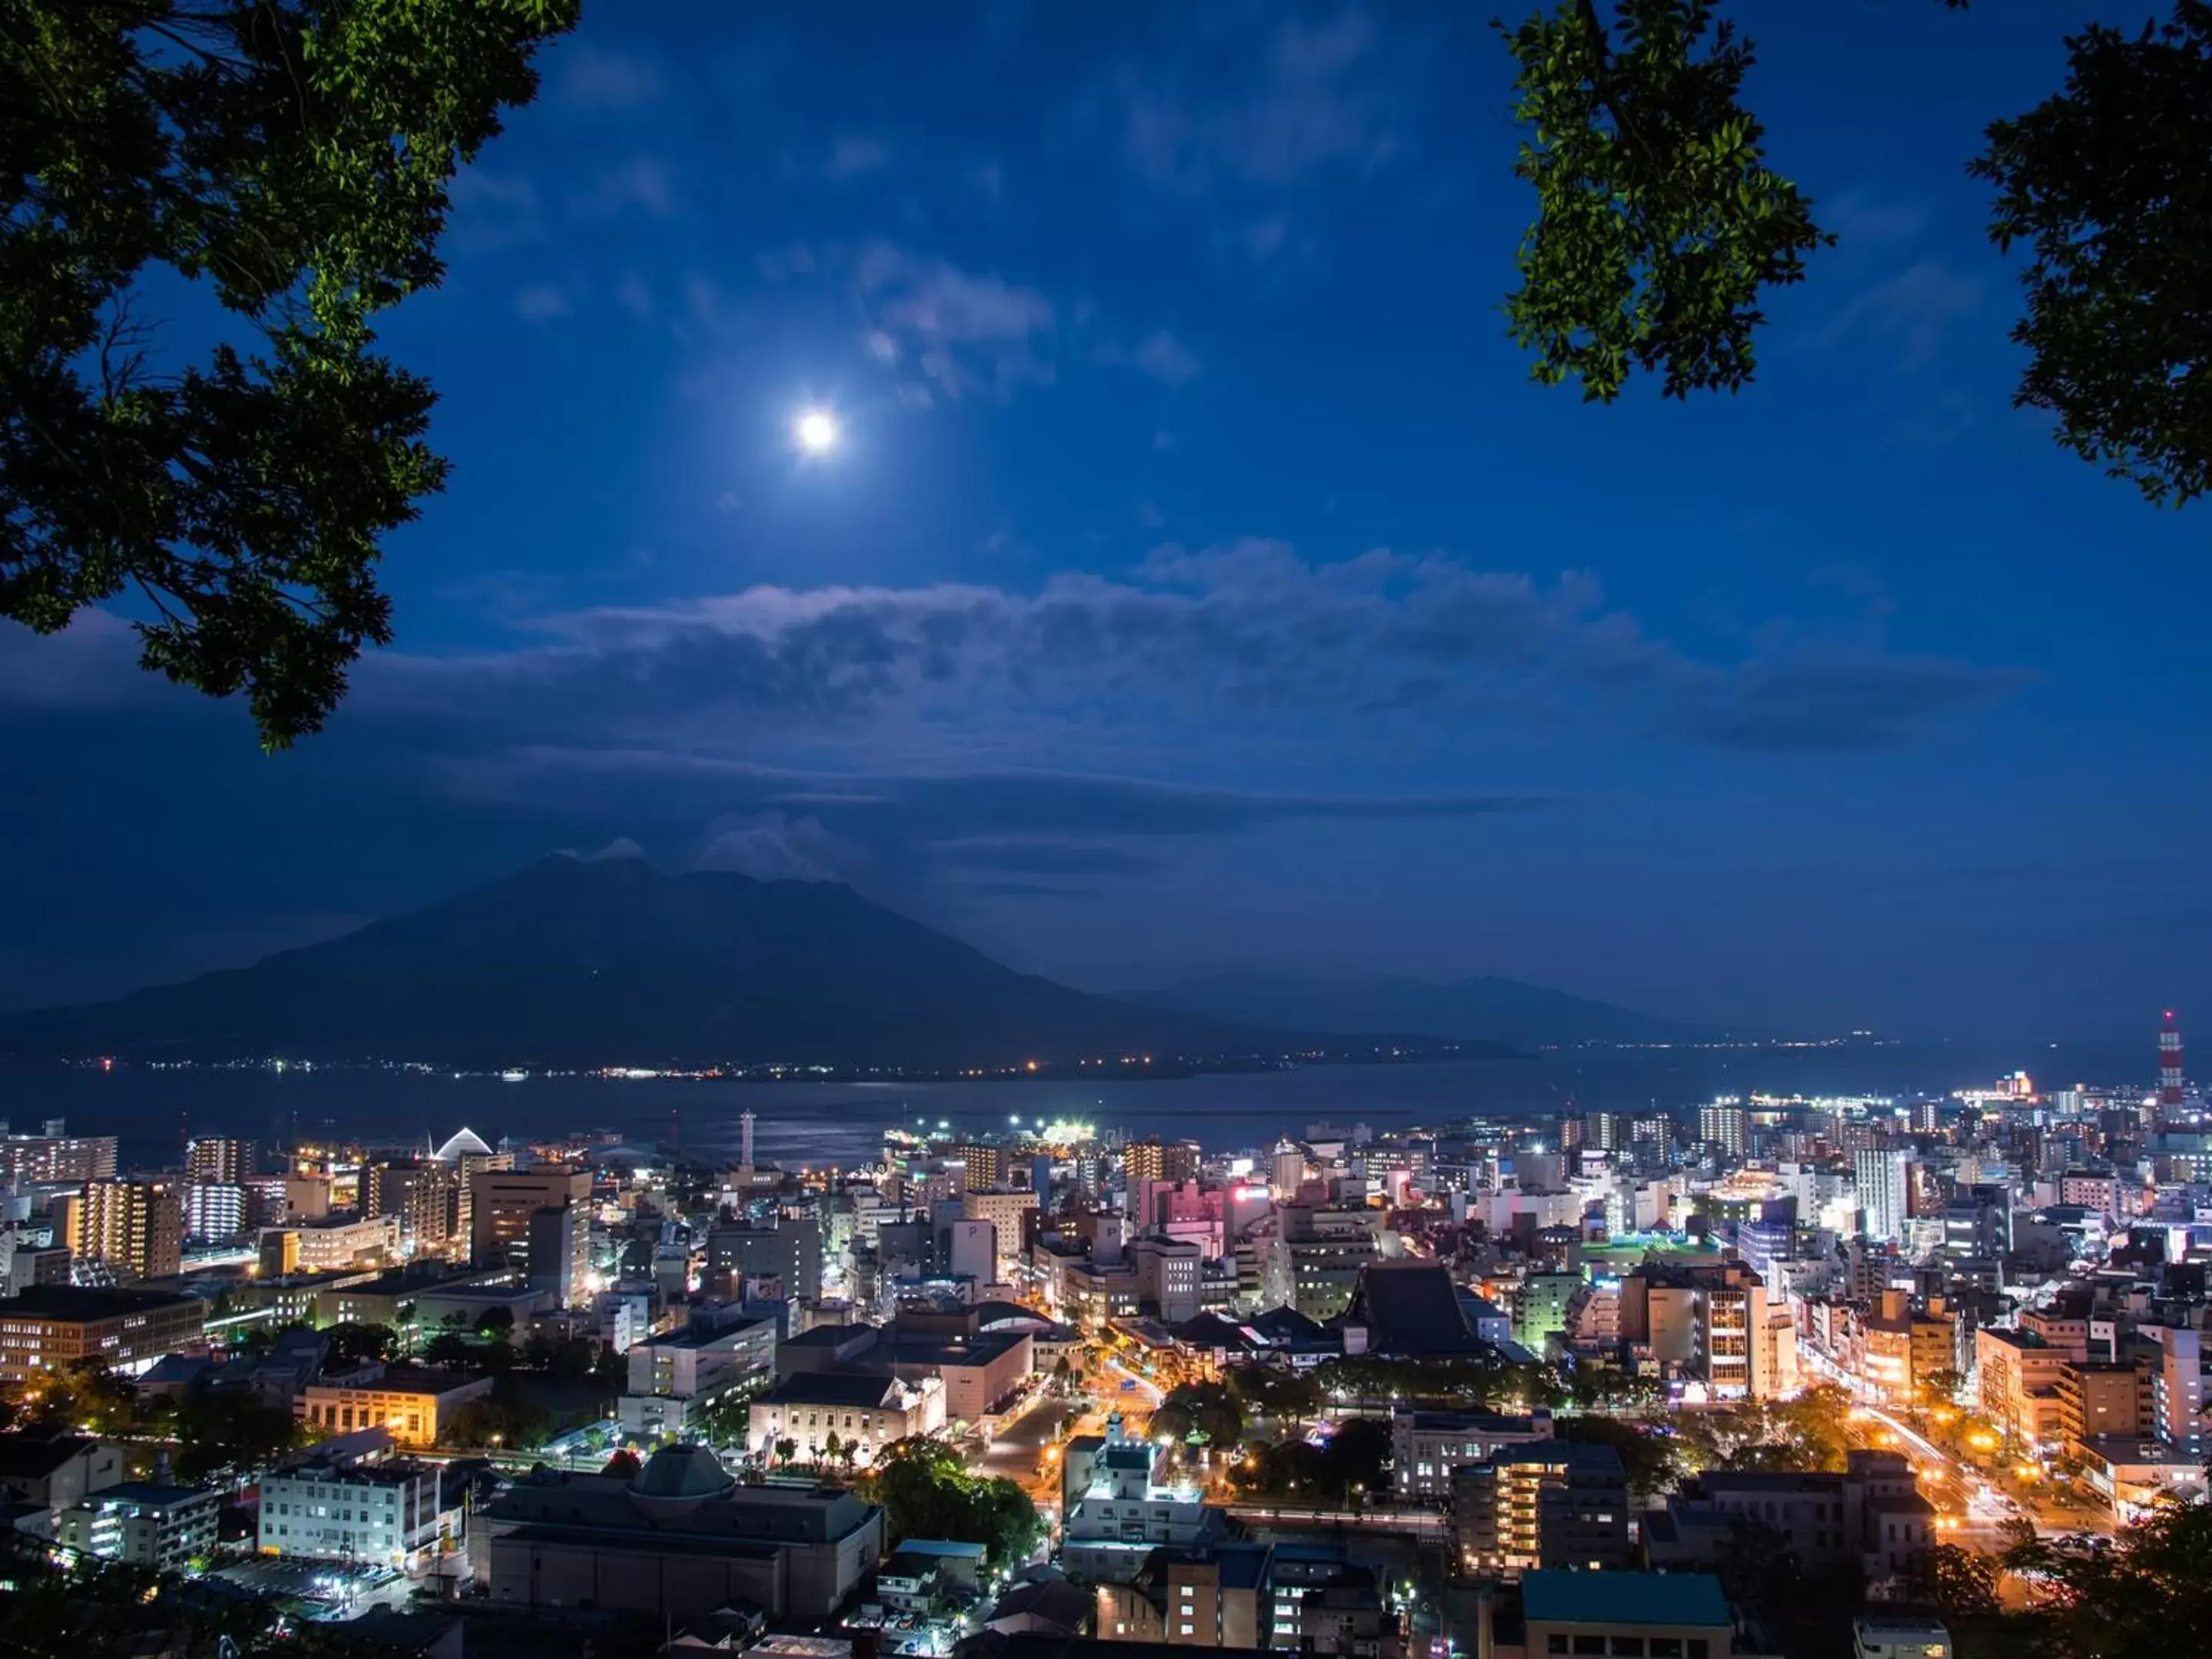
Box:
180;1183;247;1243
1855;1149;1913;1243
366;1160;460;1257
948;1143;1005;1190
0;1121;119;1185
1698;1104;1747;1158
62;1180;184;1280
1451;1442;1631;1578
1124;1140;1167;1184
2139;1324;2204;1457
184;1137;256;1185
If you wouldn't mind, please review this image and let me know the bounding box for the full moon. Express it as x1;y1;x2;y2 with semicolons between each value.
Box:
794;409;838;454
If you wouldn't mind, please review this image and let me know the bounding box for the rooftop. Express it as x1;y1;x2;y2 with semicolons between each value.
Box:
432;1128;493;1161
310;1364;487;1395
81;1481;217;1509
901;1538;988;1559
755;1371;901;1409
1854;1615;1954;1639
4;1285;203;1321
1521;1571;1731;1630
2078;1435;2207;1469
0;1435;103;1479
1342;1260;1485;1358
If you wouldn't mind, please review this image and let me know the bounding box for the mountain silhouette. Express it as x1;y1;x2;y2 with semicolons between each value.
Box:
0;856;1351;1068
1136;972;1708;1046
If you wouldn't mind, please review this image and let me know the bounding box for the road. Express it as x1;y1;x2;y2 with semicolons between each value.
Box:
1852;1400;2114;1539
978;1396;1073;1482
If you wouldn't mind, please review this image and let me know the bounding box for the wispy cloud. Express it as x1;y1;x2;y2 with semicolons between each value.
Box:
824;135;893;180
569;156;676;221
1820;262;1983;373
854;243;1057;401
445;169;544;254
1823;190;1934;248
1121;8;1412;197
556;44;663;111
1133;331;1201;385
354;537;2015;760
514;283;573;323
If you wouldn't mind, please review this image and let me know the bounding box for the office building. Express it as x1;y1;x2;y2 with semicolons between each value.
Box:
258;1432;450;1569
296;1363;493;1447
1451;1442;1631;1577
1647;1452;1934;1584
948;1218;998;1290
1618;1259;1771;1399
262;1214;401;1276
184;1137;255;1185
1129;1234;1202;1324
469;1166;589;1289
1266;1547;1399;1657
61;1179;183;1280
58;1479;221;1570
0;1286;207;1380
619;1315;779;1437
526;1202;584;1305
479;1445;883;1622
962;1187;1041;1262
708;1217;823;1303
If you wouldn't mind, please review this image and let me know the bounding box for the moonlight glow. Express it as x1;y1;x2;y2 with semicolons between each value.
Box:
794;409;838;454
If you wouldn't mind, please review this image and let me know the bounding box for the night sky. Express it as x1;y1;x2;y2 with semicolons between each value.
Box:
4;1;2207;1039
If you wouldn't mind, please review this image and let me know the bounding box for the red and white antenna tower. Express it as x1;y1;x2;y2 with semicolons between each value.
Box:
2159;1010;2184;1109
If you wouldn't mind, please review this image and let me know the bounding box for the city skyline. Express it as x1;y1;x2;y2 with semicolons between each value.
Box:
3;2;2207;1040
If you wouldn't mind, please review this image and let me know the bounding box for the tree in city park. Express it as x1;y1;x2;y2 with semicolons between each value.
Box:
1553;1412;1684;1498
443;1395;551;1451
601;1447;642;1479
0;0;580;746
1230;1416;1392;1506
173;1385;303;1482
322;1321;396;1367
1227;1363;1322;1426
774;1435;799;1467
1671;1382;1853;1474
1500;1;2212;506
861;1436;1043;1565
1148;1382;1244;1449
420;1330;474;1368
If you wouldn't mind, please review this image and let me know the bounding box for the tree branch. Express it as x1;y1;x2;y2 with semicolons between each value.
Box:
1573;0;1664;174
